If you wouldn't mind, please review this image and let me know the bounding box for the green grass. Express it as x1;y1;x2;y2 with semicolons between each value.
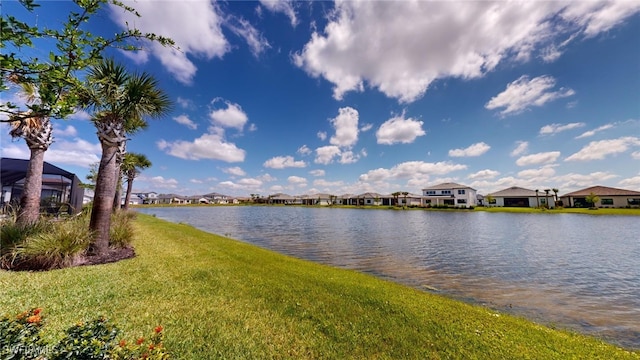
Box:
1;214;638;359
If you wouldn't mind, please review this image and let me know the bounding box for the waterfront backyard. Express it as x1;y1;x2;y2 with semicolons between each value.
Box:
2;212;637;358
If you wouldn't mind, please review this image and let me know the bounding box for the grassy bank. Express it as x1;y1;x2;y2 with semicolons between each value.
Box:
1;215;637;359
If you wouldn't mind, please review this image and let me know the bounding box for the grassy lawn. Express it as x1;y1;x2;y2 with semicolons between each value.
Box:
1;214;638;359
475;206;640;215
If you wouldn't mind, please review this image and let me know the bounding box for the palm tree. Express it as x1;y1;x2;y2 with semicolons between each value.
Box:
552;188;559;206
535;189;540;208
82;59;171;256
121;152;152;210
7;83;54;225
485;194;494;207
391;192;401;207
544;189;551;209
401;191;409;209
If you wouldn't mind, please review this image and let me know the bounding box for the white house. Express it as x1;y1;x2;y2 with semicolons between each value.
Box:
422;182;477;208
486;186;555;208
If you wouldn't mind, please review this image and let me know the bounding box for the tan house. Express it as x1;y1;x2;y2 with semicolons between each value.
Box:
486;186;555;208
560;185;640;208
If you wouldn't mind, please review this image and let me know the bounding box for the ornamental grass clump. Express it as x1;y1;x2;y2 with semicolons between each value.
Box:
0;308;170;360
109;210;137;248
9;215;93;270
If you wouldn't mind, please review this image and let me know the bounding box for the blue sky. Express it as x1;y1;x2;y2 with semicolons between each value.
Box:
2;0;640;197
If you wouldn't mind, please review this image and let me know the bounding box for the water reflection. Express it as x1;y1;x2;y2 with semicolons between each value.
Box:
138;206;640;349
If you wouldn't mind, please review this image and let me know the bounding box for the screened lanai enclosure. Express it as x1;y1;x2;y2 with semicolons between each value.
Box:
1;157;84;215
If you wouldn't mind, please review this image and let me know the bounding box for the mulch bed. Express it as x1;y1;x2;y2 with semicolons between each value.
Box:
73;247;136;267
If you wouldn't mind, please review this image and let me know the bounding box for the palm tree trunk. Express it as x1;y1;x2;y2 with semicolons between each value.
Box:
17;148;46;225
112;170;122;212
124;176;134;210
89;143;118;255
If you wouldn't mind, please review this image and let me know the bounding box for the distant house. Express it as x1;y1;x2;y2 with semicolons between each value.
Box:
203;192;229;204
422;182;476;207
560;185;640;208
269;193;296;205
486;186;555;208
158;193;188;204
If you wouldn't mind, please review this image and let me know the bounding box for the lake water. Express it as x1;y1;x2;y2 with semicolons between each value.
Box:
137;206;640;349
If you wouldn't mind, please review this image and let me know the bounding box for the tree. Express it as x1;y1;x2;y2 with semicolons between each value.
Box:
401;191;409;209
544;189;551;209
552;188;559;204
121;152;151;210
1;0;173;225
585;192;600;209
391;192;401;207
535;189;540;208
485;194;494;207
82;58;171;256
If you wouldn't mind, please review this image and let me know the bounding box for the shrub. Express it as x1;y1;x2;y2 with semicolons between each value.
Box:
11;216;93;270
0;308;169;360
110;210;137;248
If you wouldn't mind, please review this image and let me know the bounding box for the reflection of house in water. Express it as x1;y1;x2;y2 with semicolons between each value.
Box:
1;157;84;214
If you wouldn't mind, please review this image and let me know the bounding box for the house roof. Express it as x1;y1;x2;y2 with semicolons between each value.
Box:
422;182;475;191
1;157;76;185
561;185;640;197
488;186;540;197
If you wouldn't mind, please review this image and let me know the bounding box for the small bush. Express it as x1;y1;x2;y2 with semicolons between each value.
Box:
11;216;93;270
0;308;169;360
110;210;137;248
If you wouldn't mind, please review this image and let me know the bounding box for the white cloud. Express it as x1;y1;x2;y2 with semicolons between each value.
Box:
190;179;203;184
69;109;91;121
54;125;78;137
142;175;179;189
632;151;640;160
539;122;585;135
259;0;298;27
555;171;617;189
575;123;614;139
485;75;575;116
619;174;640;188
314;145;341;165
3;138;101;168
314;179;344;187
565;136;640;161
157;133;245;162
360;123;373;132
288;175;307;187
177;97;193;109
210;100;248;130
448;142;490;157
317;131;327;141
309;169;325;177
219;177;264;191
376;114;425;145
223;166;246;176
109;1;229;85
225;16;270;57
517;165;556;179
329;107;359;147
293;2;638;103
258;173;277;182
297;145;312;156
516;151;561;166
467;169;500;180
359;161;467;182
263;155;307;169
173;114;198;130
511;141;529;157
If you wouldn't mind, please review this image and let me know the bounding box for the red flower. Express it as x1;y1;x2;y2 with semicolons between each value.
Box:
154;325;163;334
33;308;42;316
119;339;127;348
149;344;155;350
26;315;41;324
136;337;145;345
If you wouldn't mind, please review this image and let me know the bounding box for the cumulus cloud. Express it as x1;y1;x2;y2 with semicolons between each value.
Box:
539;122;585;135
288;175;307;187
467;169;500;180
140;175;179;189
632;151;640;160
485;75;575;116
517;165;556;179
511;141;529;157
223;166;246;176
293;1;638;103
297;145;312;156
314;145;341;165
376;114;425;145
329;107;359;147
173;114;198;130
619;173;640;187
317;131;327;141
263;155;307;169
225;16;270;57
2;138;101;168
309;169;325;177
210;99;248;130
109;1;229;85
565;136;640;161
516;151;561;166
54;125;78;137
157;133;245;162
448;142;490;157
359;161;467;182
